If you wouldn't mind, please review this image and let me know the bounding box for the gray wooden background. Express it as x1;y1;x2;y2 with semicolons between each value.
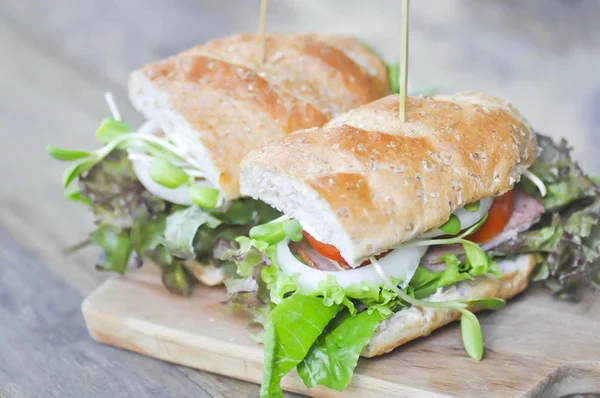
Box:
1;0;599;397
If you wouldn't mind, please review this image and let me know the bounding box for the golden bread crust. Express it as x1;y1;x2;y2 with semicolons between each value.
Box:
129;33;390;198
242;93;538;262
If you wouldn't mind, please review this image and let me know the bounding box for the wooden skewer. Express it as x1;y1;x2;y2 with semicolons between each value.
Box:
399;0;410;122
257;0;269;64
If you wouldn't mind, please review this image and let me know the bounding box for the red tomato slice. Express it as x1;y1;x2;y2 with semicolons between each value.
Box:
302;231;390;267
303;189;516;263
302;231;346;263
467;190;515;243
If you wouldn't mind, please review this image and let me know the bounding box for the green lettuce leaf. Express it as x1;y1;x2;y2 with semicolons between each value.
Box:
163;206;222;259
438;254;473;287
491;214;563;255
90;227;133;274
523;135;598;210
130;214;166;257
261;294;339;398
408;253;499;300
297;310;387;391
162;260;196;296
511;134;600;300
410;271;443;299
79;150;167;230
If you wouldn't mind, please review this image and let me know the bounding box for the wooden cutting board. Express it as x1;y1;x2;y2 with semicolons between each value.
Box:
82;264;600;397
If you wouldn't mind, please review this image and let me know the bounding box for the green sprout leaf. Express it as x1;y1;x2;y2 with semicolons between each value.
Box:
459;309;484;361
282;219;303;242
62;158;98;188
95;118;132;144
439;214;462;235
65;189;92;206
189;185;220;209
460;298;506;310
404;213;489;249
47;145;93;161
148;158;189;188
464;201;481;213
249;222;287;245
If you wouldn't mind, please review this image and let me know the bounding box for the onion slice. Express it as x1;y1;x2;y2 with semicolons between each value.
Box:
276;238;427;293
420;197;494;239
129;121;218;206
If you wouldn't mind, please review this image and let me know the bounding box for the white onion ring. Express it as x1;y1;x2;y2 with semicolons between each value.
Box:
277;239;427;293
129;121;218;206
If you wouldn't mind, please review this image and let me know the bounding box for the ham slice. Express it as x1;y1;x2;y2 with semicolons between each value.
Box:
289;241;344;271
423;190;545;266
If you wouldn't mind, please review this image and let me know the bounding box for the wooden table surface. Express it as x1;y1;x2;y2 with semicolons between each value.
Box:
1;1;599;397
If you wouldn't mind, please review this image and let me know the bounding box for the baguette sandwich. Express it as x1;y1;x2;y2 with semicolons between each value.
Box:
217;93;600;396
48;33;390;294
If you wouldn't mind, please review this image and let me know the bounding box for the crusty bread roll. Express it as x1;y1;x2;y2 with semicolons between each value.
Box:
362;253;536;357
128;33;389;199
240;93;538;265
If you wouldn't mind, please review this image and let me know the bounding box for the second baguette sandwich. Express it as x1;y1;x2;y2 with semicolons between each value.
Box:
217;92;600;396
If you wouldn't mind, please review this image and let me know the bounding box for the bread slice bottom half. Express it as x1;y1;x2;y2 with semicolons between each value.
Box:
361;254;536;357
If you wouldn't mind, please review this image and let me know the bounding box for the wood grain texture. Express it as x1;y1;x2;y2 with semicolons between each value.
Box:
83;264;600;397
0;228;216;398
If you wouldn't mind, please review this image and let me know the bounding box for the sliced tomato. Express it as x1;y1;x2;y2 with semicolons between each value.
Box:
302;231;346;263
467;190;515;243
302;231;391;267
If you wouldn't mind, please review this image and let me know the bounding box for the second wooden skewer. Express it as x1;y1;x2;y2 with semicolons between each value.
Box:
399;0;410;122
257;0;269;64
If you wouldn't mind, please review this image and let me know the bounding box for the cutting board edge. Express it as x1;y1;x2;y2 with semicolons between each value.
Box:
79;274;600;398
80;280;451;398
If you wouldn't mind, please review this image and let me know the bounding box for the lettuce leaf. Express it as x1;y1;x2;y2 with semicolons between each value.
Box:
163;206;222;259
491;214;563;255
523;135;598;210
90;227;133;274
297;310;387;391
79;150;167;230
223;237;505;395
130;214;166;257
511;134;600;300
261;294;339;398
407;252;500;300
